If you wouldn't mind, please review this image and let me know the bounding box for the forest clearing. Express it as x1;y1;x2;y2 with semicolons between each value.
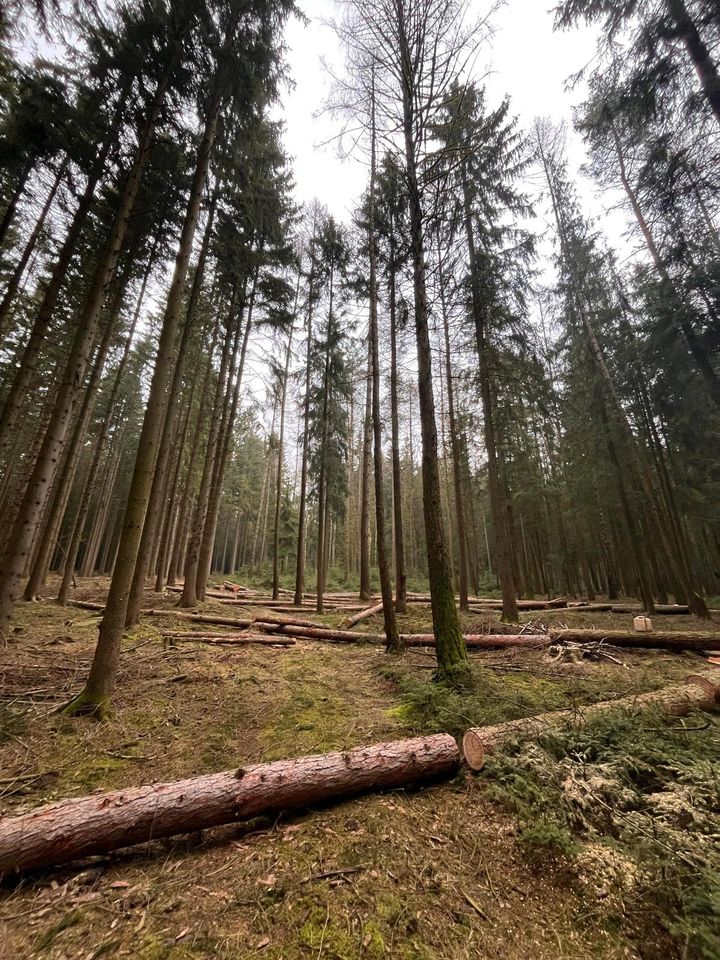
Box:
2;0;720;957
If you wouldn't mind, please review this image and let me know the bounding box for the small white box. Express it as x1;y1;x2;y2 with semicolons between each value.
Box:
633;616;653;632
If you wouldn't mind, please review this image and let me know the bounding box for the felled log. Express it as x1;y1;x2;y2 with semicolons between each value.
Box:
566;602;614;611
260;624;384;643
469;598;568;611
610;604;690;615
462;675;719;771
142;611;255;629
162;633;295;647
401;634;549;649
0;735;459;876
67;600;105;611
346;602;385;627
549;628;720;651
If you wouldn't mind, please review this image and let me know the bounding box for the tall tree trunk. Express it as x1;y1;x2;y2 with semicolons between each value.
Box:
0;75;167;636
65;81;223;714
607;115;720;405
181;287;241;607
0;89;127;471
294;246;317;606
368;74;401;652
272;280;299;600
359;339;373;600
23;268;131;600
125;192;218;625
389;252;407;613
0;160;32;251
461;164;518;623
196;279;255;600
666;0;720;126
437;235;469;611
0;157;67;340
57;249;154;605
397;11;467;679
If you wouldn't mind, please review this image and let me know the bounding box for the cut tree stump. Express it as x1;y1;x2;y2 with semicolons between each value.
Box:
462;675;719;770
549;629;720;651
0;735;460;876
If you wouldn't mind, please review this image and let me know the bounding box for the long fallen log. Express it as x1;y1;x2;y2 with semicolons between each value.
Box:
0;735;460;876
402;634;548;649
345;602;384;627
462;675;719;770
259;624;384;643
549;628;720;651
67;600;256;631
610;604;690;615
162;633;295;647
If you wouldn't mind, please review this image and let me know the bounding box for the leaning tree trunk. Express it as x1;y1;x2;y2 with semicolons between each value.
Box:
65;83;223;716
125;193;218;625
666;0;720;128
0;76;167;637
0;735;459;876
398;34;467;679
0;157;67;341
0;160;32;252
57;248;155;605
0;89;127;473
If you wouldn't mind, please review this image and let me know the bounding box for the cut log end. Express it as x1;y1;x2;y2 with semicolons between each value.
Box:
461;729;487;771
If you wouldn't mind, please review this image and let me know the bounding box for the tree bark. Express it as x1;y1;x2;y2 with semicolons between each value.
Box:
0;76;168;636
0;734;460;876
397;7;467;680
463;675;719;770
65;82;223;715
389;254;407;614
359;338;373;601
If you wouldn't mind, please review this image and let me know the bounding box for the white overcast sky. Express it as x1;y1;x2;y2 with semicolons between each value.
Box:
279;0;630;248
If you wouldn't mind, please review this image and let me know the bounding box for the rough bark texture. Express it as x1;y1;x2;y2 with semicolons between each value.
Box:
462;675;719;770
549;628;720;651
0;735;460;876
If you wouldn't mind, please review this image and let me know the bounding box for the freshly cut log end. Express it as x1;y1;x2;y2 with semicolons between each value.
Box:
0;735;460;876
461;675;719;772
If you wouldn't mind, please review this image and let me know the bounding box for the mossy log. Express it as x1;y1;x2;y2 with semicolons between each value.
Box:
0;735;460;876
550;629;720;651
462;675;719;771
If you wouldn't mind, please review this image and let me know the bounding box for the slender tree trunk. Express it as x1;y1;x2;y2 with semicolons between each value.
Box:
0;90;127;472
389;253;407;613
66;81;223;714
0;160;32;251
23;270;131;600
272;280;299;599
294;247;317;606
57;250;154;605
437;236;469;611
196;280;255;600
181;287;241;607
368;76;401;652
359;339;373;600
461;164;518;622
0;157;67;340
397;12;467;678
666;0;720;126
125;192;218;625
0;75;168;636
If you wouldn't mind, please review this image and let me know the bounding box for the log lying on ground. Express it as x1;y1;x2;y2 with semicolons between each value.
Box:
257;623;384;643
566;602;614;611
346;602;385;627
610;604;690;615
67;600;256;631
550;629;720;651
162;633;295;647
462;675;719;771
402;634;548;649
0;735;459;876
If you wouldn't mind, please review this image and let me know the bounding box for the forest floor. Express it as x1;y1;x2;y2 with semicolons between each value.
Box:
1;580;719;960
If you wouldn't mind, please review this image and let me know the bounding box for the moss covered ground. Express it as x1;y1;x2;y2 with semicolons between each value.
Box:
0;578;718;959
